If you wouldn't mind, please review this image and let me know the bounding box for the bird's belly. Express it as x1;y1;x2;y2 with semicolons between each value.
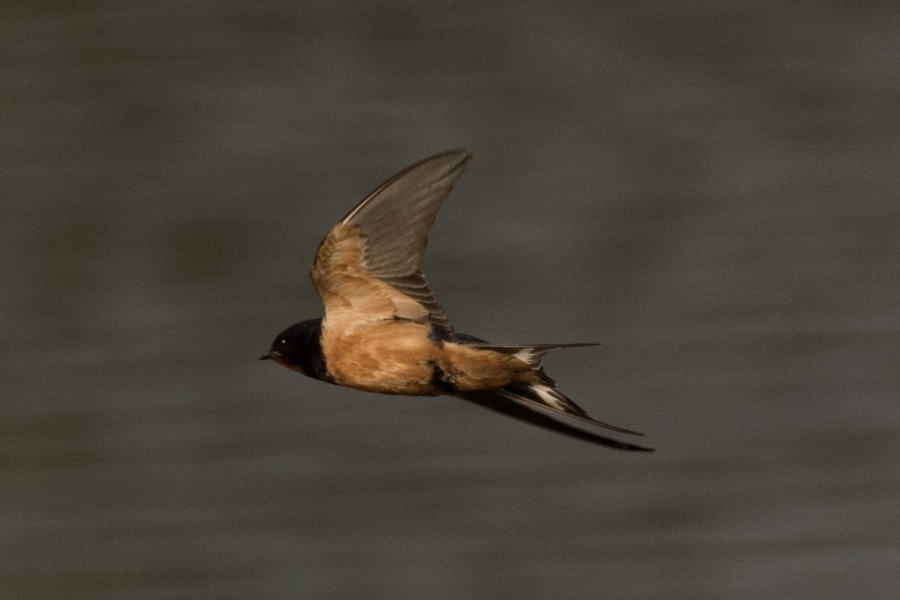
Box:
322;320;440;396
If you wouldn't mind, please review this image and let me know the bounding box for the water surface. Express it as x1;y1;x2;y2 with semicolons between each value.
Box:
2;2;898;598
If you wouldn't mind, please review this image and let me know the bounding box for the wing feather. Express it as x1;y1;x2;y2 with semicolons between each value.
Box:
458;391;654;451
311;150;472;334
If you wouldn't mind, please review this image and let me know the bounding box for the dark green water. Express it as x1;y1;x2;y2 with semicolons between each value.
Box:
2;2;898;598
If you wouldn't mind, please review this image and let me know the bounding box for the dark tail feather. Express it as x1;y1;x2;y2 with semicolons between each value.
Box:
455;341;598;368
457;391;654;452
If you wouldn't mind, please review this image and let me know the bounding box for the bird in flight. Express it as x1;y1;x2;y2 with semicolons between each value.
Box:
261;149;652;451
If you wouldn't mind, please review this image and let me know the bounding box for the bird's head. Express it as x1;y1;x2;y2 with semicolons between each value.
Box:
260;318;330;381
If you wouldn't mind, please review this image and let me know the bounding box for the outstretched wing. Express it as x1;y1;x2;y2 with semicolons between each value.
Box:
494;383;646;436
458;391;654;451
311;150;472;335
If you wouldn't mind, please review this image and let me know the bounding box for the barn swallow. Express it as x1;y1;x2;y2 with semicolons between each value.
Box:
262;149;652;451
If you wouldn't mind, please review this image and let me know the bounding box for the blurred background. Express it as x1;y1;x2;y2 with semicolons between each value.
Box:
2;1;898;598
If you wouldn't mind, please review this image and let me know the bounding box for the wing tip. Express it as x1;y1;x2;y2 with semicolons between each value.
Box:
622;443;656;452
338;148;474;228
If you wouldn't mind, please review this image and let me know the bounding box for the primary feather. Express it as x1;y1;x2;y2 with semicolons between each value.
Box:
313;149;471;335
